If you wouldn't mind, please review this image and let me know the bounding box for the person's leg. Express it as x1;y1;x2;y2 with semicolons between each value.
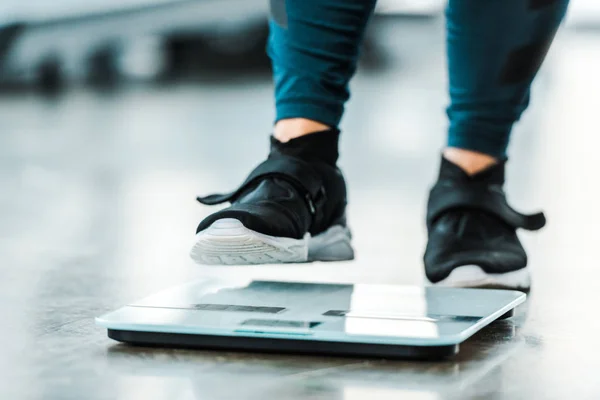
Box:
191;0;376;265
445;0;570;171
425;0;569;289
269;0;377;142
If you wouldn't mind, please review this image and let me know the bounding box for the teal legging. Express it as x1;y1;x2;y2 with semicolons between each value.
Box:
268;0;570;158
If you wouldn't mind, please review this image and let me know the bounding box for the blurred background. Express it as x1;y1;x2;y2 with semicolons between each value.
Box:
0;0;447;90
1;0;596;91
2;1;600;399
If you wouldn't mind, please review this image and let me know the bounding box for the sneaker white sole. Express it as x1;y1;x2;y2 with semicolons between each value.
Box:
429;265;531;290
190;218;354;266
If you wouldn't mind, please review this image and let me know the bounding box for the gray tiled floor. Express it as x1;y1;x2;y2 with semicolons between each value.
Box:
2;18;600;400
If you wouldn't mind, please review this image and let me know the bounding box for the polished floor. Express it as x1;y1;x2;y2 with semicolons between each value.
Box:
2;17;600;400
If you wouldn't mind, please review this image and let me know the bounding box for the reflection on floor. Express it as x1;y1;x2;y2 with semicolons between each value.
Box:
1;17;600;400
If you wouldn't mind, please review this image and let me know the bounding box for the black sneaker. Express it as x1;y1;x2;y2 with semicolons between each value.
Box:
424;157;546;290
190;132;353;265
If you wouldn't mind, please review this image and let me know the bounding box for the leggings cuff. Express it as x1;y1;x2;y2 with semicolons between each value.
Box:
275;102;343;128
447;127;511;159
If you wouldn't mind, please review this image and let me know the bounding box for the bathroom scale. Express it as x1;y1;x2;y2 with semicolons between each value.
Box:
96;278;525;360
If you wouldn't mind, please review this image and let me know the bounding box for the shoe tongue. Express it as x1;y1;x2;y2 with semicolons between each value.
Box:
270;129;340;166
439;156;506;185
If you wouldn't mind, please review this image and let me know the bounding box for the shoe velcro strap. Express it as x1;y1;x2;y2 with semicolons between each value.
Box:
196;156;325;215
427;182;546;231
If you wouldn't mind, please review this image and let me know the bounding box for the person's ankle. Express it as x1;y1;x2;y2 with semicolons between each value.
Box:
443;147;498;175
274;118;331;143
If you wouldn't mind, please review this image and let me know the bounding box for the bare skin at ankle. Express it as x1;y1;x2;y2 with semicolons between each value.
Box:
443;147;498;175
274;118;330;143
274;122;496;175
